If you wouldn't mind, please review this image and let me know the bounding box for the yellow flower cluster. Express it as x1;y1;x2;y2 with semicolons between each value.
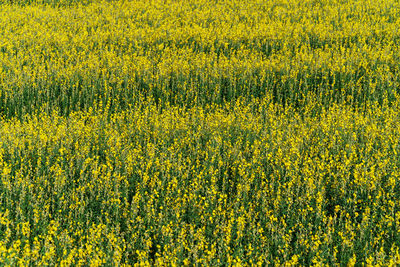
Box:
0;0;400;265
1;0;400;117
0;99;398;265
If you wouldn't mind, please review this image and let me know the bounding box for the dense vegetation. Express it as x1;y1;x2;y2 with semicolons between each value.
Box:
1;0;400;265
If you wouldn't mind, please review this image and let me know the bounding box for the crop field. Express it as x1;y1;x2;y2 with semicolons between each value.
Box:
1;0;400;265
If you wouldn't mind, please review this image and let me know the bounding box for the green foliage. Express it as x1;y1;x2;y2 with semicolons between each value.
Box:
1;0;400;265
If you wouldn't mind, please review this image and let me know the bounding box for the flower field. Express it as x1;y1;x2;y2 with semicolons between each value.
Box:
1;0;400;265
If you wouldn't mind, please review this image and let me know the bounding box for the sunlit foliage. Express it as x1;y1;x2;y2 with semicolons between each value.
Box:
1;0;400;265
